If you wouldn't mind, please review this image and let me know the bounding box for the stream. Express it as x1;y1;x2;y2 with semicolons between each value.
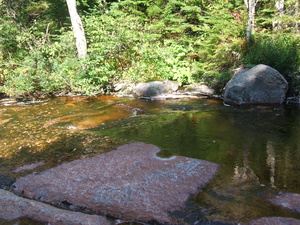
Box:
0;95;300;224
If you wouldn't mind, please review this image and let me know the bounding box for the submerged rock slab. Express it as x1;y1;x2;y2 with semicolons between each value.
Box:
249;217;300;225
0;189;111;225
12;161;44;173
269;192;300;214
12;142;219;224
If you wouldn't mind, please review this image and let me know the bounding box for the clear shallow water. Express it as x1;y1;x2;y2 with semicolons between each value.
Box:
0;96;299;224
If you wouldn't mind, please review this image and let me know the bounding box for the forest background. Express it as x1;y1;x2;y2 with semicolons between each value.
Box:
0;0;299;97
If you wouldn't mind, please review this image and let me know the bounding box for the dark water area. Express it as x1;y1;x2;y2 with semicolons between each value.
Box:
0;96;300;224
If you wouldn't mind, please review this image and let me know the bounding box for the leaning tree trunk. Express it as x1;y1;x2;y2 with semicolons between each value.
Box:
244;0;258;47
66;0;87;59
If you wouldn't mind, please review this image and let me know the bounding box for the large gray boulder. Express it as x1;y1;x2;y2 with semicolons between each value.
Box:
12;142;219;224
223;64;288;105
135;80;179;97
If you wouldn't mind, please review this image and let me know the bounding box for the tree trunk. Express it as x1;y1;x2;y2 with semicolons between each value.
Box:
295;0;299;31
273;0;285;30
275;0;285;16
244;0;258;46
66;0;87;59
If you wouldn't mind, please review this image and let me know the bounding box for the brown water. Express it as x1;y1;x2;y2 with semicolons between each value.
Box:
0;96;300;224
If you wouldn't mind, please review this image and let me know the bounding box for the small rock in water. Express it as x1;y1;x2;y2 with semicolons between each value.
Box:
135;80;179;97
12;142;219;224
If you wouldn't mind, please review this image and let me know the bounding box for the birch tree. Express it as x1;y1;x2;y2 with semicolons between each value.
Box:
272;0;299;32
294;0;299;31
273;0;285;30
276;0;285;16
66;0;87;59
244;0;258;46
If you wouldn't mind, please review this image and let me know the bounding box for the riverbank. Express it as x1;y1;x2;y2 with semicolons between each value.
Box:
0;81;221;105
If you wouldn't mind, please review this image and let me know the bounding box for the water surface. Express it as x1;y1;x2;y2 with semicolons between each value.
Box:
0;96;299;224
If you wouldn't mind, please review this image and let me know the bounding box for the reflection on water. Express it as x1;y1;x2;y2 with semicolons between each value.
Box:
0;96;300;224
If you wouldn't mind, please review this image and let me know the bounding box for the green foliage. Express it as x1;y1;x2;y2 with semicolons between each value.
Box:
1;0;299;97
0;30;102;96
83;2;203;85
256;0;300;32
82;0;247;89
244;33;300;76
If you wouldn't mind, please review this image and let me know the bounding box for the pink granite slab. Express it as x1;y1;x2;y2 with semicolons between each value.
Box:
12;142;219;224
0;189;111;225
249;217;300;225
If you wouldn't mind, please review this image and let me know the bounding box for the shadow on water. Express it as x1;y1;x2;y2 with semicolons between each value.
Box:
0;96;300;224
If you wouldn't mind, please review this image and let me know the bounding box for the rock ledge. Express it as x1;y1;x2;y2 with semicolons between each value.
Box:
13;142;219;224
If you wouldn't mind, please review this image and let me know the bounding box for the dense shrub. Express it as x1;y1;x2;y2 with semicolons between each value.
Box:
83;2;202;85
244;33;300;76
0;31;98;96
243;33;300;95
